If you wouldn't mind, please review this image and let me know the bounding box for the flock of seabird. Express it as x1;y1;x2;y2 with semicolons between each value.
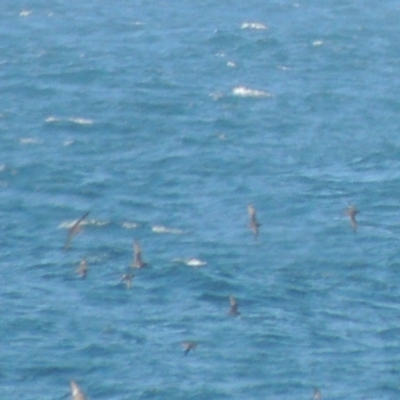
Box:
68;204;358;399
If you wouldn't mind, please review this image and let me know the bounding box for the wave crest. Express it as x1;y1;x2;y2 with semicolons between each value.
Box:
232;86;273;98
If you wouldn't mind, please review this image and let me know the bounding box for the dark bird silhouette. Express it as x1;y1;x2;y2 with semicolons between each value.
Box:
181;341;197;355
132;240;147;268
121;273;133;288
313;388;322;400
247;204;261;240
70;381;86;400
76;259;88;278
228;295;240;316
64;211;90;250
346;205;359;232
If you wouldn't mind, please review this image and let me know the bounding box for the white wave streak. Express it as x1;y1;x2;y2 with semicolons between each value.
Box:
122;222;138;229
68;118;94;125
45;116;94;125
58;219;108;229
20;138;40;144
45;116;60;123
232;86;273;98
241;22;268;30
87;219;109;227
210;91;224;100
19;10;32;17
152;225;184;234
173;258;207;267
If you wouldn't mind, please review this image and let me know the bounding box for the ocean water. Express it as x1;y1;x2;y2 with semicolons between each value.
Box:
1;1;400;399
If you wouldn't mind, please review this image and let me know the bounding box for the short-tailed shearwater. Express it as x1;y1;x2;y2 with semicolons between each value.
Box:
346;205;359;232
121;273;133;288
228;295;240;316
132;240;147;268
70;381;86;400
313;388;322;400
76;259;88;278
64;211;90;250
181;341;197;355
247;204;261;240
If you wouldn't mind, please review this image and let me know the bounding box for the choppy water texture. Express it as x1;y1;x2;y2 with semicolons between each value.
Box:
1;1;400;399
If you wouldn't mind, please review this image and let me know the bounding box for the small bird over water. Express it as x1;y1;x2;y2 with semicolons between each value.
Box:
313;388;322;400
228;295;240;316
121;273;133;288
76;259;88;278
64;211;90;250
70;381;86;400
346;205;359;232
181;341;197;355
132;240;147;268
247;204;261;240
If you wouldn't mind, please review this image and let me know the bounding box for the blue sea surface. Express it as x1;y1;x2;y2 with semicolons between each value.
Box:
1;1;400;399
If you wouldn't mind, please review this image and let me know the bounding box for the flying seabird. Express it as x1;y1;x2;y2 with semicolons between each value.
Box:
247;204;261;240
181;341;197;356
76;259;88;278
346;205;359;232
313;388;322;400
121;273;133;288
228;295;240;316
70;381;86;400
132;240;147;268
64;211;90;250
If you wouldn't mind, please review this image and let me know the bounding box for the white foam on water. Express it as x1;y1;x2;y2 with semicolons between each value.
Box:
68;118;94;125
45;116;94;125
88;219;109;227
151;225;184;234
19;10;32;17
232;86;273;98
312;40;323;46
45;116;60;123
122;222;138;229
241;22;268;30
173;258;207;267
227;61;236;68
20;138;40;144
58;219;108;230
186;258;206;267
210;91;224;101
277;65;291;71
